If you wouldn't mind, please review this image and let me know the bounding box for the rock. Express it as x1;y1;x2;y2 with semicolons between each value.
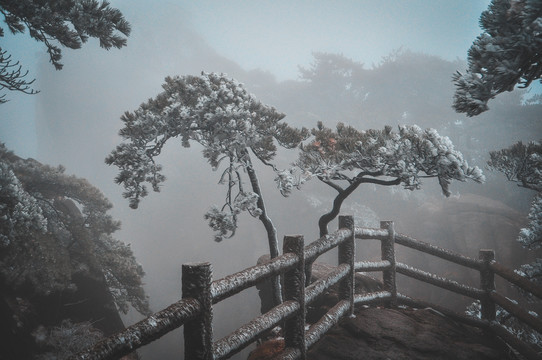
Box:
249;259;518;360
306;307;515;360
247;338;285;360
395;193;541;311
249;307;516;360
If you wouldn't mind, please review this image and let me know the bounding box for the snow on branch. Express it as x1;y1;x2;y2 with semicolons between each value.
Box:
107;72;308;242
292;122;484;196
488;140;542;249
0;143;150;316
453;0;542;116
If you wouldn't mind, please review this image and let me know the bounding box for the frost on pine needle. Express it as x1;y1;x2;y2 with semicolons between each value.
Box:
0;161;47;246
488;140;542;291
467;300;542;350
204;206;237;242
107;72;308;245
293;122;484;235
452;0;542;116
0;143;150;316
33;320;104;360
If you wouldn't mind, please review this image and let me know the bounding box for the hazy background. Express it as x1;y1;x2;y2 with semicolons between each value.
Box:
2;1;541;358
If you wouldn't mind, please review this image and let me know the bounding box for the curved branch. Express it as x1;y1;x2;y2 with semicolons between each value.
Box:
317;176;344;193
358;177;402;187
250;147;279;171
318;182;360;237
318;176;401;237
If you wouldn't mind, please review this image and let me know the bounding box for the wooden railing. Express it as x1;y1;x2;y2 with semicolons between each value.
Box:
71;215;542;360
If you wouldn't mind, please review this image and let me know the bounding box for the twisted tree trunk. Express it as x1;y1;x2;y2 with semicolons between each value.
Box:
244;152;283;306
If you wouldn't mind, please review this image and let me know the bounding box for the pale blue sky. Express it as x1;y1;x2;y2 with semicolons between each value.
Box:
1;0;491;158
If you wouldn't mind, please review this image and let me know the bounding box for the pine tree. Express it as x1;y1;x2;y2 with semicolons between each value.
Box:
488;140;542;281
453;0;542;116
455;1;542;342
0;0;130;102
291;122;485;237
0;143;150;316
106;72;309;305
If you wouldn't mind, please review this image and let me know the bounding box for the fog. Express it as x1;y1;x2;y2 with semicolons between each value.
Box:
2;1;542;359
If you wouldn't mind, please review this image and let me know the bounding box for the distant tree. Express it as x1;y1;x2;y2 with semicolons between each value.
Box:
106;72;308;305
291;122;485;237
452;0;542;116
0;0;131;102
488;140;542;280
0;143;149;316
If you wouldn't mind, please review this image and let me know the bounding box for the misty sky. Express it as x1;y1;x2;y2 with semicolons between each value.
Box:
1;0;491;158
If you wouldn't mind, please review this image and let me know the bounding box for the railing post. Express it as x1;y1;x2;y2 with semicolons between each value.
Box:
283;235;306;359
380;221;397;306
182;262;213;360
479;249;496;321
339;215;356;317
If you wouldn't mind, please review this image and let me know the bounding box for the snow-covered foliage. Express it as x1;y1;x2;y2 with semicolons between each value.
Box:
488;140;542;192
292;122;484;235
0;144;150;315
0;161;47;246
519;193;542;249
107;72;308;242
296;122;484;195
0;0;130;102
516;258;542;302
467;300;542;349
33;320;104;360
453;0;542;116
488;141;542;247
489;140;542;291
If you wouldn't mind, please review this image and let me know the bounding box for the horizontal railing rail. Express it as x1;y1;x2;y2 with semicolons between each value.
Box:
72;215;542;360
489;260;542;301
393;233;482;270
211;253;298;304
72;298;202;360
395;262;485;299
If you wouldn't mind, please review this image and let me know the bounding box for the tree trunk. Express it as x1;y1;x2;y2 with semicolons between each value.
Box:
318;176;401;236
244;152;283;306
318;182;361;237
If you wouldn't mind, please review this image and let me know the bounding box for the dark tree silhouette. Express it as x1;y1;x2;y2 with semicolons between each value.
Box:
0;0;130;102
453;0;542;116
0;143;149;315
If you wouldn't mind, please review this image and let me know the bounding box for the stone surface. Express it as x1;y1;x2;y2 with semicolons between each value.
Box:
249;260;521;360
394;193;541;312
306;307;515;360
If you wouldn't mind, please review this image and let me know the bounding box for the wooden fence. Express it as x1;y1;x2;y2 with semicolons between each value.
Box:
71;215;542;360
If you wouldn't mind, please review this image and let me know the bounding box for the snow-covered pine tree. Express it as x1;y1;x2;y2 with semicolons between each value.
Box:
0;0;131;102
452;0;542;116
0;143;149;316
454;1;542;342
106;72;309;305
488;140;542;283
289;122;485;237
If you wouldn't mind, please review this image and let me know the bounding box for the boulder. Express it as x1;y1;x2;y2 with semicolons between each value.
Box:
394;193;540;311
